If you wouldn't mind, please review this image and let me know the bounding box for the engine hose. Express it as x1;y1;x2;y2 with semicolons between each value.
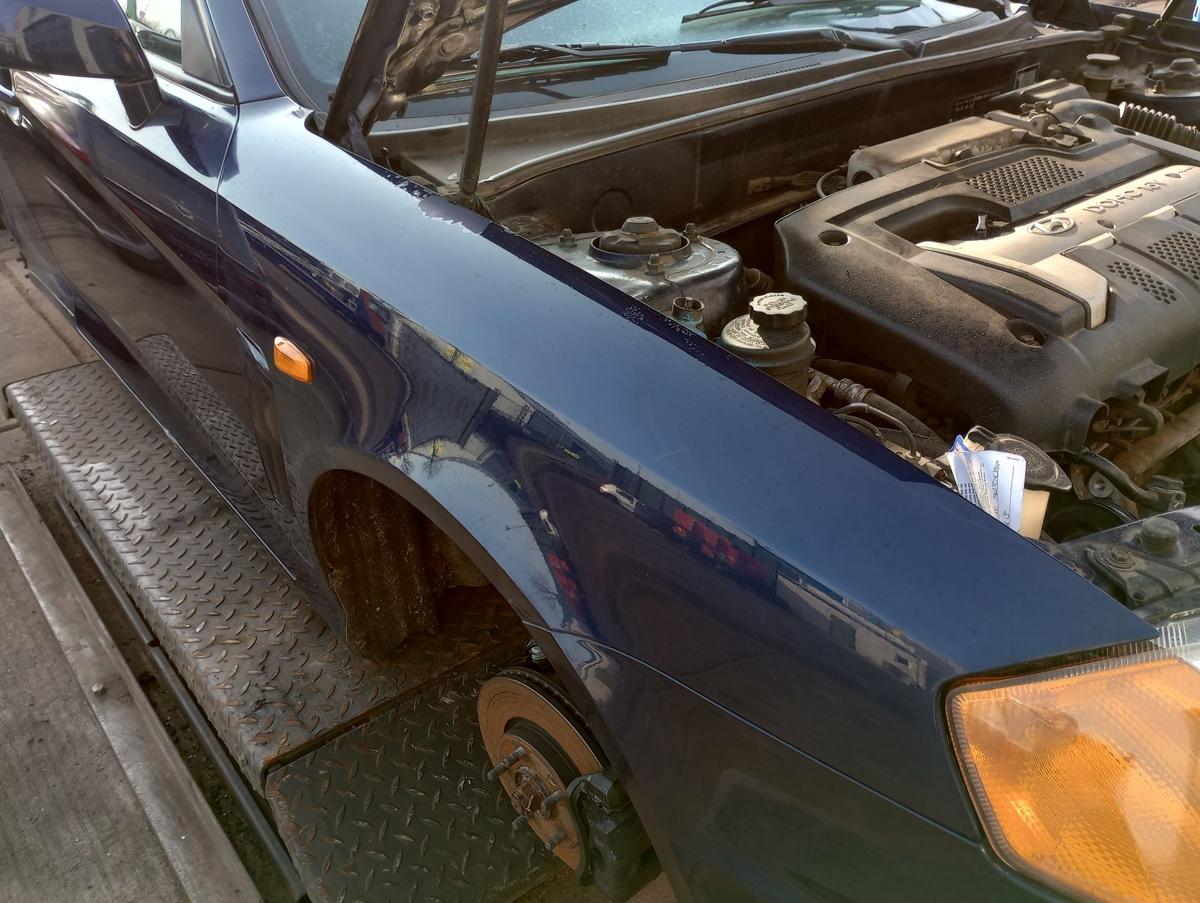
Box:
1077;449;1161;508
835;402;918;457
743;267;775;295
1048;99;1200;150
829;378;933;437
822;375;946;457
816;361;918;410
814;359;894;394
1049;98;1121;124
1113;399;1200;481
1118;103;1200;150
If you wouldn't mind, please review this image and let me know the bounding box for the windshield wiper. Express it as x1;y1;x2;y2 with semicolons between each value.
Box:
685;0;835;23
490;42;674;66
707;28;916;53
687;0;1005;22
467;28;916;72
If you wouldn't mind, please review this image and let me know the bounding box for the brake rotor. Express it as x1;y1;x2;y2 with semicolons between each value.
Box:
478;668;604;869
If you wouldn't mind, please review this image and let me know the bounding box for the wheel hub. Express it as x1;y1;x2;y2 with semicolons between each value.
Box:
477;668;604;869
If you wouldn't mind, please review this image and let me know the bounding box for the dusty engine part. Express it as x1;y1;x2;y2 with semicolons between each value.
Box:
813;371;945;458
1112;57;1200;124
479;667;657;900
1077;449;1185;510
1062;45;1200;122
919;161;1200;328
1079;52;1122;98
1114;398;1200;479
1052;509;1200;619
777;108;1200;452
845;117;1026;183
1119;102;1200;149
537;216;743;334
718;292;815;393
670;296;705;334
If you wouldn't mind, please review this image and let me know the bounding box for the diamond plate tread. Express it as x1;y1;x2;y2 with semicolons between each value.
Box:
6;363;523;788
266;657;556;903
135;333;269;490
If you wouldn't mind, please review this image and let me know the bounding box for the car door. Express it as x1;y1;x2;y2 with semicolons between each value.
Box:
0;0;278;510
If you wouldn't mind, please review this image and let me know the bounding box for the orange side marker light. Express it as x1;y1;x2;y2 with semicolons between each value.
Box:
273;337;313;384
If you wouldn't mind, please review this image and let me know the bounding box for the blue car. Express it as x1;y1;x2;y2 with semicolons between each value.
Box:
3;0;1200;899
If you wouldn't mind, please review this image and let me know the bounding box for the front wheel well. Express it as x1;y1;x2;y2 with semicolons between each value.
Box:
307;468;488;660
306;468;662;896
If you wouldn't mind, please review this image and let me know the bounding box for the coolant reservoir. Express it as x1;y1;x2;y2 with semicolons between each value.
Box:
961;428;1073;538
719;293;816;393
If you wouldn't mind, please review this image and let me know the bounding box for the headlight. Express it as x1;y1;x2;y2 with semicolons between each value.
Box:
948;622;1200;902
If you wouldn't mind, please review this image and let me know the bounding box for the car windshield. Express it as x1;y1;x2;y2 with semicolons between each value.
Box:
254;0;981;109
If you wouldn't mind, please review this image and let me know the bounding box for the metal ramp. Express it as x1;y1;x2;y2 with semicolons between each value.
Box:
6;363;554;903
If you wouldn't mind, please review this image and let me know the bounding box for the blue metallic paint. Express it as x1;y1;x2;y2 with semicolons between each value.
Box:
0;3;1160;898
200;0;280;102
0;0;150;82
544;628;1060;901
217;97;1154;874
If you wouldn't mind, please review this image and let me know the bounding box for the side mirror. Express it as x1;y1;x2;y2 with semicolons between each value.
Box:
0;0;163;126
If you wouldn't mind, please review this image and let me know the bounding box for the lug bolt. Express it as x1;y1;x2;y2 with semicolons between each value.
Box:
537;789;566;818
487;746;527;781
544;827;568;852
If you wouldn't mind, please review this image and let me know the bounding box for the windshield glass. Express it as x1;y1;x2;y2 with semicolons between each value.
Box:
514;0;976;42
255;0;980;109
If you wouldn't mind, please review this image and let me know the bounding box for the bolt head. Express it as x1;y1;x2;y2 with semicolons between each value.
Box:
1088;472;1113;499
1105;547;1136;569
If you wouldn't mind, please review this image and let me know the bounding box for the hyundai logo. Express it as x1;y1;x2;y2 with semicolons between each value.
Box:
1029;215;1076;235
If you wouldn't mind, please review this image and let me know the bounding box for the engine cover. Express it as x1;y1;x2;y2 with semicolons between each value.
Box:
777;116;1200;450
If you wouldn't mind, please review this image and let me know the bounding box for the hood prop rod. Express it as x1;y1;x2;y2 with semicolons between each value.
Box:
453;0;508;213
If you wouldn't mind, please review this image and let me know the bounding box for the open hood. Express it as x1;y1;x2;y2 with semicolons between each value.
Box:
324;0;573;144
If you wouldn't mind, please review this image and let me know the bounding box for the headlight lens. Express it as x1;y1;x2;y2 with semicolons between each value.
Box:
948;629;1200;902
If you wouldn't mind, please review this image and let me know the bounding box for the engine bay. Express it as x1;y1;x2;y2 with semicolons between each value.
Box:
478;31;1200;623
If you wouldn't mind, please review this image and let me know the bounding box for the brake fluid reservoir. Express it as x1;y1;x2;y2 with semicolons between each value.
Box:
719;293;816;393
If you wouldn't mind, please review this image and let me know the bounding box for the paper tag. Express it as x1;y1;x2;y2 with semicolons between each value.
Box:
945;437;1026;531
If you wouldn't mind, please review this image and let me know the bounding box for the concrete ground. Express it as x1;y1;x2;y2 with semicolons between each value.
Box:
0;231;672;902
0;487;190;902
0;465;259;902
0;235;296;901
